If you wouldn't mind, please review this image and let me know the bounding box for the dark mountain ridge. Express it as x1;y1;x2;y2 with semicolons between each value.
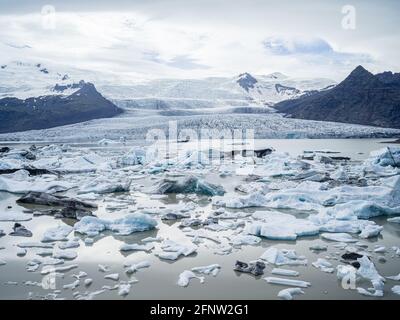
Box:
274;65;400;129
0;81;123;133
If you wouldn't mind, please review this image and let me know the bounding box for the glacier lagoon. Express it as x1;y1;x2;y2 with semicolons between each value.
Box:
0;138;399;300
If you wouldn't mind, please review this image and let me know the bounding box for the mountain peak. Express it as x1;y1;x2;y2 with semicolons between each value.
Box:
236;72;257;92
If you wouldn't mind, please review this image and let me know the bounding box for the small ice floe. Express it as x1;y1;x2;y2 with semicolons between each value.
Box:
16;248;27;257
156;240;197;261
356;256;385;297
320;233;357;243
309;244;327;251
185;229;222;244
374;246;386;253
0;211;31;222
18;242;54;249
63;280;80;290
124;260;151;274
4;281;18;285
84;278;93;286
0;229;5;237
152;176;225;196
387;217;400;224
41;264;78;275
41;225;73;242
246;211;319;240
75;289;105;300
277;287;305;300
98;264;110;272
58;239;80;249
271;268;299;277
386;273;400;281
229;234;261;247
141;236;163;243
191;264;221;276
259;247;308;266
359;225;383;239
264;277;311;288
120;243;154;252
161;212;190;220
118;283;131;297
52;250;78;260
177;270;205;287
74;213;157;236
104;273;119;281
0;169;72;194
9;223;32;237
17;191;97;209
234;260;265;276
213;192;267;209
312;258;334;273
0;259;6;266
72;271;87;279
78;177;131;194
392;286;400;295
84;238;94;245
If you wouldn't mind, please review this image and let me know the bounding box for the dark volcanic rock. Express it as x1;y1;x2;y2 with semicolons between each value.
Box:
0;81;123;133
17;191;97;210
275;65;400;129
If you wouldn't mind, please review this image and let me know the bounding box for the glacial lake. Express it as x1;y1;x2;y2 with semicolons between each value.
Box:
0;138;399;300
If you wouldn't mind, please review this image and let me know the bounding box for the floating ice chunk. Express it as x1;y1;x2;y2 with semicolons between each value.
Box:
41;264;78;275
230;234;261;246
213;192;268;208
78;178;131;194
388;217;400;223
320;233;357;243
264;277;311;288
0;211;32;222
374;246;386;253
0;259;6;266
392;285;400;295
386;273;400;281
191;264;221;276
120;243;154;252
312;258;334;273
0;170;72;194
156;240;197;261
58;240;80;249
63;280;80;290
234;260;265;276
357;287;384;297
118;283;131;297
98;264;110;272
309;244;327;251
52;250;77;260
17;248;27;257
18;242;54;248
74;213;157;236
356;256;385;283
104;273;119;281
359;224;383;239
247;211;319;240
141;236;163;243
260;247;308;266
125;261;151;274
370;147;400;168
152;176;225;196
177;270;205;287
271;268;299;277
277;287;305;300
72;271;88;279
84;278;93;286
41;225;73;242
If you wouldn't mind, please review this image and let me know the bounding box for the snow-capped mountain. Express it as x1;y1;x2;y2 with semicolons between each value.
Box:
0;61;335;107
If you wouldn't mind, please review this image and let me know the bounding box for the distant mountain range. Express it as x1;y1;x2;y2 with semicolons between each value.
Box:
0;82;122;133
274;66;400;129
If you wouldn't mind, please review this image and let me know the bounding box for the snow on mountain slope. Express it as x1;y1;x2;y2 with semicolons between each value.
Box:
0;60;335;106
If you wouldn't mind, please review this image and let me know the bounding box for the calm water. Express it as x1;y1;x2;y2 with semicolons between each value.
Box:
0;139;399;300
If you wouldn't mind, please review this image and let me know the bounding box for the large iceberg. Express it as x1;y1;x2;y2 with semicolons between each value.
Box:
74;213;157;236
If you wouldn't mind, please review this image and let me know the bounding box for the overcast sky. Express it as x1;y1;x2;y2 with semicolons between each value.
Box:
0;0;399;80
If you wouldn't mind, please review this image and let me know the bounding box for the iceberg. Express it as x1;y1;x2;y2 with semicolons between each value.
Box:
312;258;334;273
260;247;308;266
320;233;357;243
264;277;311;288
191;264;221;276
271;268;299;277
152;176;225;196
41;225;73;242
177;270;205;287
277;287;305;300
74;213;157;236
